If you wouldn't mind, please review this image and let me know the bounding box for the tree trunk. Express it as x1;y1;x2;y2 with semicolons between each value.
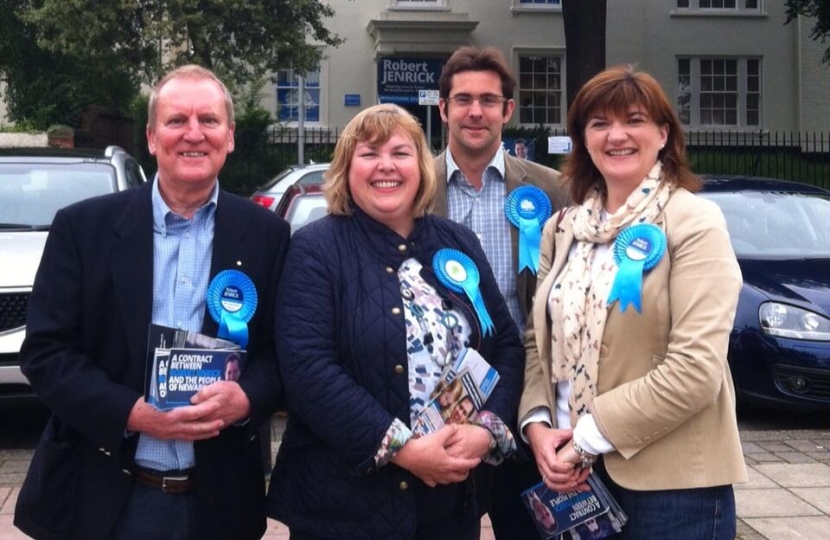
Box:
563;0;607;111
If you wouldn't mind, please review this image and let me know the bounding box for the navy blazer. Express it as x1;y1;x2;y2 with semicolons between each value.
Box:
266;210;524;539
15;181;289;540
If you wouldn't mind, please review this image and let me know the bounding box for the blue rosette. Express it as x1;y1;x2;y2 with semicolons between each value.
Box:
207;270;258;348
505;186;552;274
607;223;666;313
433;248;495;336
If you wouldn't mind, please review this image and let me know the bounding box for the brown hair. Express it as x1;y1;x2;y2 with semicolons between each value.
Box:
148;65;235;129
438;46;516;116
324;104;437;217
561;65;700;204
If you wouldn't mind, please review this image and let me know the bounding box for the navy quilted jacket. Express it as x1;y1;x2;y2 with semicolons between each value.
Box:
266;209;524;539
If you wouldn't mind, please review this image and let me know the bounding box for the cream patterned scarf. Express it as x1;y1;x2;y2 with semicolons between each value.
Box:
549;162;672;425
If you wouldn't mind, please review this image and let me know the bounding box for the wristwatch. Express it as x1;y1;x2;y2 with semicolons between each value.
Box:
572;440;597;469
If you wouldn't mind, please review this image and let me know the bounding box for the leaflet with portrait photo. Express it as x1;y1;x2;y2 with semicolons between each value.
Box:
411;347;500;436
442;346;500;399
144;323;245;410
412;369;481;435
521;478;609;539
565;511;624;540
562;474;628;539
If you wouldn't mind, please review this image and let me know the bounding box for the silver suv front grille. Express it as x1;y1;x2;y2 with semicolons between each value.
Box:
0;292;29;332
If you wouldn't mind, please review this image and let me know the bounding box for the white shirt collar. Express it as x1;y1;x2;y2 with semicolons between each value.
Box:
445;146;507;183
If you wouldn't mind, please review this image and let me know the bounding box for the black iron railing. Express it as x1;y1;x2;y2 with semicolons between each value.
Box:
224;127;830;196
686;131;830;189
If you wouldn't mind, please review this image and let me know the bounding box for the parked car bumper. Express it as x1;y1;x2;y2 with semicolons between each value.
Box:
0;327;35;403
730;329;830;411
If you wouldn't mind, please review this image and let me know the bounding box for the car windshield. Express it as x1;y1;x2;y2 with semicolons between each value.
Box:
702;190;830;259
297;169;326;185
259;167;295;190
0;163;116;228
285;194;327;235
259;167;326;192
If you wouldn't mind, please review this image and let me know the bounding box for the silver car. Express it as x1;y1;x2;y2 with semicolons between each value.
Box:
250;162;329;212
0;146;146;402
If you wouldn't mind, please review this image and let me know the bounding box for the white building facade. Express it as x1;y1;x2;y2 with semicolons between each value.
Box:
262;0;830;137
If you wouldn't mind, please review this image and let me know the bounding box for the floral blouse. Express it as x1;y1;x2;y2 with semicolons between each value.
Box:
373;258;516;467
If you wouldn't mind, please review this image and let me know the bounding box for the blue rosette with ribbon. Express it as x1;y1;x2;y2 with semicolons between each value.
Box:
607;223;666;313
433;248;495;337
505;186;552;274
207;270;258;348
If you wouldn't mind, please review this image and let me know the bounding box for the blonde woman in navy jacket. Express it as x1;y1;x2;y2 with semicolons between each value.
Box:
266;104;523;540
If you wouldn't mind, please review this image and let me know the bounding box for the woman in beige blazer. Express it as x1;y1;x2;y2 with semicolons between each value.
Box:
520;66;746;539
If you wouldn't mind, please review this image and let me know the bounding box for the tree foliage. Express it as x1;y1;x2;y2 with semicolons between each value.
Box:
0;0;341;130
0;0;138;128
785;0;830;65
21;0;343;87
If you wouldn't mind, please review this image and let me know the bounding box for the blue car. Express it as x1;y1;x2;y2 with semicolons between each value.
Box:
700;176;830;411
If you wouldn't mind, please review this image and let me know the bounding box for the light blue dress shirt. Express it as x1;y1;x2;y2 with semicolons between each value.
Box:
134;177;218;471
445;149;524;333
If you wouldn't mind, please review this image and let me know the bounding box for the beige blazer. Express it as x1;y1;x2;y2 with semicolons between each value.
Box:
519;188;748;490
433;150;569;316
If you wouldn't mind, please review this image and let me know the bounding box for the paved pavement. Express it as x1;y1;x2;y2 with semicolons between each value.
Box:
1;414;828;540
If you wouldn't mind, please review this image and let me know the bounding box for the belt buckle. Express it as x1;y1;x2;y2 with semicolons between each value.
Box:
161;475;188;493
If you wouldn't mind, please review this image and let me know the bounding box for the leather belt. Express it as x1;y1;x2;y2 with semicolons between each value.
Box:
130;468;195;494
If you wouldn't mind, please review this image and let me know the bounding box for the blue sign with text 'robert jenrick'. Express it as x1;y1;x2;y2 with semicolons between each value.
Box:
378;57;445;105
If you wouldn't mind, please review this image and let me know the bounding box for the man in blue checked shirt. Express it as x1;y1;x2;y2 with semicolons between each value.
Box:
433;46;569;540
16;65;289;540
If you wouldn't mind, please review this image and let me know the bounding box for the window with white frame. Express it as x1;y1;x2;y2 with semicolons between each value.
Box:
676;0;759;11
677;57;761;128
516;0;562;6
276;67;320;124
513;0;561;11
517;55;564;125
390;0;446;9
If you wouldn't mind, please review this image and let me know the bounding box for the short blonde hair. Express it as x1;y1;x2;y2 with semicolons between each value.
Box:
325;104;436;217
148;65;235;130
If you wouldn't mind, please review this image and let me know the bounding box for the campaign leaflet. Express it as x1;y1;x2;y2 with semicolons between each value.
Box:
566;511;624;540
563;474;628;540
521;477;609;540
411;347;500;436
144;324;245;411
